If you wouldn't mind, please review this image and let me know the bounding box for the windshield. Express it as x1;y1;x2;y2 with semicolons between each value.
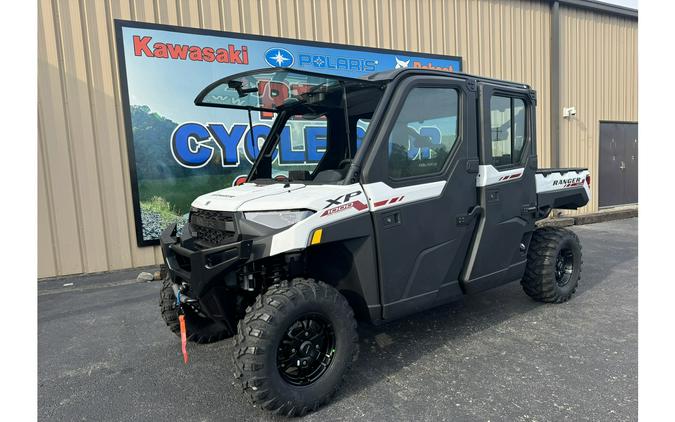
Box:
196;68;385;185
196;68;374;112
245;112;377;184
248;83;384;184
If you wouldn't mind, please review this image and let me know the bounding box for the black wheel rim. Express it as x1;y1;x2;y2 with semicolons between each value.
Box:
555;248;575;287
276;313;336;386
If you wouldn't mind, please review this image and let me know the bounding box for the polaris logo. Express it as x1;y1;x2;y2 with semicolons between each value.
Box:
264;47;294;68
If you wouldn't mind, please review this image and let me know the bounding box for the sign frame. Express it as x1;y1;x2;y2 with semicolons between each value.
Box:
114;19;462;246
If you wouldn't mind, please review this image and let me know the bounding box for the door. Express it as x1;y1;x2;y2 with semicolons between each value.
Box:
599;122;638;207
360;75;479;320
623;124;639;204
460;83;538;293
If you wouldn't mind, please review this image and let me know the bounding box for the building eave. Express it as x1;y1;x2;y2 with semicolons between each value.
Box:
555;0;638;20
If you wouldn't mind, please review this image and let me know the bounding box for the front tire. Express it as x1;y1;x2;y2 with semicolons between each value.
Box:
233;278;358;417
521;227;582;303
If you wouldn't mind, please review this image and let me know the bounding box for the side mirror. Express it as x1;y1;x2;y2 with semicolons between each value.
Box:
305;92;326;104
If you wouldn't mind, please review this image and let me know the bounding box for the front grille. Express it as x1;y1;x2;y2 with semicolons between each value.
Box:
189;209;238;248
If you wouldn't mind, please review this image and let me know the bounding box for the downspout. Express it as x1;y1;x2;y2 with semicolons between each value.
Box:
550;0;561;168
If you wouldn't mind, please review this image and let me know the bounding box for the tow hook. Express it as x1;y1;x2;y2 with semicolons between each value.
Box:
171;283;205;317
171;283;198;305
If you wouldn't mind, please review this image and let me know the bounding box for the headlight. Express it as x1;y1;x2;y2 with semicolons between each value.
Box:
243;210;314;229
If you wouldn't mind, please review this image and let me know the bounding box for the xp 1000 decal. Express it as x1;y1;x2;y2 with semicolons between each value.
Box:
115;20;461;245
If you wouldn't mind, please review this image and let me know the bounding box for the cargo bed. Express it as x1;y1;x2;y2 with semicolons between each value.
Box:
535;168;590;215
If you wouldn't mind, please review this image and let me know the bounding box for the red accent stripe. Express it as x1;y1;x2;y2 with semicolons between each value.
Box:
499;173;522;182
565;182;584;188
375;196;405;207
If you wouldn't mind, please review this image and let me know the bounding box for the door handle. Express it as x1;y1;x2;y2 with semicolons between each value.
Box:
466;159;479;174
487;189;500;203
382;211;401;227
521;205;538;216
456;206;483;226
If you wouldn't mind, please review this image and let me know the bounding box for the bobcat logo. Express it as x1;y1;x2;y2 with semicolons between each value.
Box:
395;57;410;69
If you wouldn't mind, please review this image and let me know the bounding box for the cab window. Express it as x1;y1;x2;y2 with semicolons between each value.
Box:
387;87;459;179
489;95;526;167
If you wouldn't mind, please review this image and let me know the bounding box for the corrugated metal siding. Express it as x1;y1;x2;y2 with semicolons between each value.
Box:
37;0;633;278
559;6;638;214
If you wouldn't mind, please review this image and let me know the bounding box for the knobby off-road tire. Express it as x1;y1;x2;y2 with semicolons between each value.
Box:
159;275;231;344
233;278;358;417
522;227;582;303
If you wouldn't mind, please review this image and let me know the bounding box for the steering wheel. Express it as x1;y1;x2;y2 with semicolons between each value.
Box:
337;159;352;169
406;127;433;148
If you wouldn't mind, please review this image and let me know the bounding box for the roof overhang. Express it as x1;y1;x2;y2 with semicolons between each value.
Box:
556;0;638;20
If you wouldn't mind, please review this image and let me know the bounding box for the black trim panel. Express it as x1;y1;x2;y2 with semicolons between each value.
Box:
160;223;252;298
536;167;587;176
305;212;381;322
538;187;590;210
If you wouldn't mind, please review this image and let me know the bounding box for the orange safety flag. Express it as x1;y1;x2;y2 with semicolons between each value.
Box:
178;314;188;364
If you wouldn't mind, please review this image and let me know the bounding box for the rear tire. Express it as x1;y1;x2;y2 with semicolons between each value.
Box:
159;273;231;344
233;278;358;417
521;227;582;303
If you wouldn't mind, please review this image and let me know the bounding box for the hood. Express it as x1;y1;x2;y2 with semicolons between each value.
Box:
191;183;358;212
191;183;305;211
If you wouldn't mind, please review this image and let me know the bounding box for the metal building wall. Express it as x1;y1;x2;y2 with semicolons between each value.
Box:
37;0;631;278
558;5;638;214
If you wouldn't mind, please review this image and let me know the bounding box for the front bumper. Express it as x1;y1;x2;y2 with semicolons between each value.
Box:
160;223;252;298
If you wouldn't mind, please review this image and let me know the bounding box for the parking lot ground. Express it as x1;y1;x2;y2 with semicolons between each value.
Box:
38;218;638;421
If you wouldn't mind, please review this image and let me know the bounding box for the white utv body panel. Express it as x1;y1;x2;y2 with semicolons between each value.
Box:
191;183;306;211
191;180;451;257
192;183;369;256
475;165;525;186
361;181;446;211
188;167;589;259
476;164;591;201
535;169;591;200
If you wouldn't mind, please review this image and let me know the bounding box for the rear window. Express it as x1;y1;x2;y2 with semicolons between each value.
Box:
489;95;527;167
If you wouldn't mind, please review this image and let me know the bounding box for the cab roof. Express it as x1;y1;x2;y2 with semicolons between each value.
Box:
195;67;534;113
360;67;532;91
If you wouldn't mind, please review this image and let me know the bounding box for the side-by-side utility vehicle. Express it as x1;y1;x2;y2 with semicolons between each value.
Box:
159;67;590;416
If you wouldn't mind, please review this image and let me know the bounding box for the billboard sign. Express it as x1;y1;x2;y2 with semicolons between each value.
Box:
114;20;462;246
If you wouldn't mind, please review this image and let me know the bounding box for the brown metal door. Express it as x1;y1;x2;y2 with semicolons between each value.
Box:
599;122;638;207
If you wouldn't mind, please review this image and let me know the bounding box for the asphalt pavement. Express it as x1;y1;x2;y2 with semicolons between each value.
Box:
38;218;638;421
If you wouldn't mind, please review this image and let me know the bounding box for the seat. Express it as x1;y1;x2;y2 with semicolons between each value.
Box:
313;168;347;183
